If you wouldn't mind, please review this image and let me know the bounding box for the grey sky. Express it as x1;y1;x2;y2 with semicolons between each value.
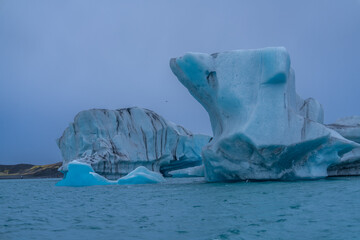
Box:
0;0;359;164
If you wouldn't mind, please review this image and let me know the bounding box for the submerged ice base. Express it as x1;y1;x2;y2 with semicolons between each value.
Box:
170;47;359;181
56;161;165;187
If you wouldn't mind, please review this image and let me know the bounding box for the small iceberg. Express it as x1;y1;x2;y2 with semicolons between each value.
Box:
118;166;165;184
168;165;205;178
56;161;165;187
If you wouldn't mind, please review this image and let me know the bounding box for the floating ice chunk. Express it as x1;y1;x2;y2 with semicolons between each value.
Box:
55;161;115;187
56;161;164;187
168;165;204;178
118;166;165;184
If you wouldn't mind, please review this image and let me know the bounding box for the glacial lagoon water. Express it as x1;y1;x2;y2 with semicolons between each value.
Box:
1;177;360;240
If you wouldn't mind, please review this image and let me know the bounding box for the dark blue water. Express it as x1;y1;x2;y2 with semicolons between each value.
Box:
1;177;360;240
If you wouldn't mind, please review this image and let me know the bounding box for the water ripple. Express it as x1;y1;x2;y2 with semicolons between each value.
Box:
0;177;360;240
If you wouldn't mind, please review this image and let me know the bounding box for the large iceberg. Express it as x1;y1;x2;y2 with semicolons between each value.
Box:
327;116;360;176
56;161;165;187
170;47;359;181
57;107;210;179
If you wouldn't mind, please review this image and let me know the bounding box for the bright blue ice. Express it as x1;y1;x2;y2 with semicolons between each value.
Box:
56;161;164;187
55;161;114;187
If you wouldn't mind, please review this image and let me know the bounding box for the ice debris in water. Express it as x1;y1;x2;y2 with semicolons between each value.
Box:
56;161;164;187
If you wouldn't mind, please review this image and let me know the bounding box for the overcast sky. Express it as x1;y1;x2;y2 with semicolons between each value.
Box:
0;0;359;165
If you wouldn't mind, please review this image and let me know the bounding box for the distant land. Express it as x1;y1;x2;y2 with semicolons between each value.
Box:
0;162;63;179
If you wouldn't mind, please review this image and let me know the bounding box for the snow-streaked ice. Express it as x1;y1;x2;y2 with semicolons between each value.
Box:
57;107;210;179
327;116;360;144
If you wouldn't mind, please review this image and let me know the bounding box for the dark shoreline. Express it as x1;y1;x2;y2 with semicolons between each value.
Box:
0;175;63;180
0;162;63;179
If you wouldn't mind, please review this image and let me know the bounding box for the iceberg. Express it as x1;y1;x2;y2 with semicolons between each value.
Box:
327;116;360;176
170;47;359;181
57;107;210;179
56;161;164;187
56;161;116;186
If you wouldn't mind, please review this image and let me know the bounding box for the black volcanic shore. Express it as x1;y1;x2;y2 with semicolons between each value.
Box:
0;162;63;179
